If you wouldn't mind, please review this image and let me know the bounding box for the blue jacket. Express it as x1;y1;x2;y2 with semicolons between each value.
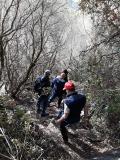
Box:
64;91;86;124
51;77;65;95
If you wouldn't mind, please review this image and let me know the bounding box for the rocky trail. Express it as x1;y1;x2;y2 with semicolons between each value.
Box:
16;97;120;160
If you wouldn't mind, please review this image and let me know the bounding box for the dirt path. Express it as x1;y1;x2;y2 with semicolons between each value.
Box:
17;98;120;160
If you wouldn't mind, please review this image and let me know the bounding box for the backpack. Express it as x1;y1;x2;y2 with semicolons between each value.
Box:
34;76;42;93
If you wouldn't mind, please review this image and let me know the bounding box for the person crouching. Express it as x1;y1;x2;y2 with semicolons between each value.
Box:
55;81;86;143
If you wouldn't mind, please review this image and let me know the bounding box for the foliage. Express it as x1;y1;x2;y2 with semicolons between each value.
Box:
0;96;71;160
66;0;120;142
0;0;67;98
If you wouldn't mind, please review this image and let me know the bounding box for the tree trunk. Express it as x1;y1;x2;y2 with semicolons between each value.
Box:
0;37;4;80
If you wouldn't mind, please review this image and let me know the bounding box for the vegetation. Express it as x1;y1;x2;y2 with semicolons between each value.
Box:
0;0;120;159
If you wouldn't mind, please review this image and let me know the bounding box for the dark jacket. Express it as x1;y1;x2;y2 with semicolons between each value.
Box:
51;77;65;95
64;91;86;124
64;75;68;83
34;75;50;95
40;76;50;88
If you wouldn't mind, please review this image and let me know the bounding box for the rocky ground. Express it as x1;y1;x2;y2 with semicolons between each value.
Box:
17;95;120;160
0;92;120;160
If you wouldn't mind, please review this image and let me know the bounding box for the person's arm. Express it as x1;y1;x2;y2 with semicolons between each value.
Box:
40;76;45;88
84;104;89;119
51;78;56;88
56;103;70;124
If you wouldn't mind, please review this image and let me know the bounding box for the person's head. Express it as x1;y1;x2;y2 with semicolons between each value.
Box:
44;69;51;77
63;81;75;93
60;72;66;79
62;69;68;75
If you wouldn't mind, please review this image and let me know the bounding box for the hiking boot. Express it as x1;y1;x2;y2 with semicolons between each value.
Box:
41;113;49;117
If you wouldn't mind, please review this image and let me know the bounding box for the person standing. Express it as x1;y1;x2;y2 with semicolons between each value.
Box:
61;69;69;82
61;69;69;97
49;73;66;108
34;70;51;117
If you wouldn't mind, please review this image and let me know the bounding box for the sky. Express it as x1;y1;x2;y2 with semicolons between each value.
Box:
67;0;79;10
67;0;92;32
58;0;92;65
66;0;92;49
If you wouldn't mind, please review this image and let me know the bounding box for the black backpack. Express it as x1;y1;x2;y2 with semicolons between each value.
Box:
34;76;42;93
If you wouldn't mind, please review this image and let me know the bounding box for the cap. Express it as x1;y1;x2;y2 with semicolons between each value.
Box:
63;81;75;91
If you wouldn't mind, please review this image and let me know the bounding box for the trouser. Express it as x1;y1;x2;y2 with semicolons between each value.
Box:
60;121;69;142
49;91;63;108
58;108;80;142
57;107;69;142
60;120;80;142
37;95;49;114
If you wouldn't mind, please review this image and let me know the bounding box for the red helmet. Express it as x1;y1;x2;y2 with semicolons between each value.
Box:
63;81;75;91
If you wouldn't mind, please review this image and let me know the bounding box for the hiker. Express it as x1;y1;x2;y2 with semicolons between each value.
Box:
55;81;86;143
61;69;69;97
34;70;51;117
61;69;69;82
49;72;66;108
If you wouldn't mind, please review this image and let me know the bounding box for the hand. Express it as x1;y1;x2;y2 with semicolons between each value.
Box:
55;119;61;125
61;99;65;104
